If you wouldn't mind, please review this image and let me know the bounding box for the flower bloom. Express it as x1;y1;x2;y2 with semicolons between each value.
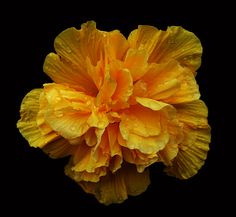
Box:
17;21;211;205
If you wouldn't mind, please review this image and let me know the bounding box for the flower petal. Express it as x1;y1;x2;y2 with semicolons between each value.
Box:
119;105;170;154
17;89;59;148
109;60;133;109
42;137;77;159
165;126;211;179
120;105;162;138
107;30;129;61
165;100;210;178
122;147;158;172
78;164;150;205
158;119;183;165
65;158;107;183
107;123;122;172
71;131;110;177
84;128;97;146
44;21;107;95
95;65;117;106
55;21;104;66
124;48;148;81
128;25;161;57
128;25;202;73
136;97;173;111
174;100;209;128
43;83;95;139
141;60;200;104
43;53;98;95
149;26;202;73
66;142;109;182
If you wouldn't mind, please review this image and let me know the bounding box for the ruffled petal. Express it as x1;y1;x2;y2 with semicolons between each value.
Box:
165;126;211;179
138;60;200;104
96;60;133;110
65;158;107;183
66;141;109;182
119;104;170;154
136;97;173;111
149;26;202;73
128;25;161;57
42;137;77;159
128;25;202;73
65;123;123;183
174;100;209;128
17;89;59;148
84;128;97;146
78;164;150;205
44;21;107;95
42;83;108;139
95;65;117;106
124;48;148;81
122;147;158;172
109;60;133;108
43;53;98;95
158;119;183;165
107;123;123;172
165;100;210;178
107;30;129;61
43;85;91;139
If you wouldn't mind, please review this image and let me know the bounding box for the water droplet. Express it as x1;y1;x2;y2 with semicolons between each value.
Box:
54;110;64;117
55;97;61;102
86;101;91;106
140;81;147;91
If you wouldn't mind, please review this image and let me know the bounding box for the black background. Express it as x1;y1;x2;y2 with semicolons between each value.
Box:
6;1;233;215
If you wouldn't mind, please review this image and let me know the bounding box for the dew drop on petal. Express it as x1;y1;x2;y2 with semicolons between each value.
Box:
56;96;61;102
54;110;64;117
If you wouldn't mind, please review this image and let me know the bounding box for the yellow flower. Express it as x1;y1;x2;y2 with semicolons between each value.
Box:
17;21;211;205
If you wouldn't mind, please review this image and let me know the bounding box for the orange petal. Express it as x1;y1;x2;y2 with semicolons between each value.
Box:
120;105;162;138
122;147;158;172
128;25;161;57
165;100;210;178
158;119;183;165
119;105;170;154
136;97;173;111
109;60;133;110
107;123;122;172
43;53;98;95
165;126;211;179
84;128;97;147
78;164;150;205
42;137;77;159
65;158;107;183
17;89;59;148
149;26;202;73
141;60;200;104
174;100;209;128
107;30;129;61
124;48;148;81
95;65;117;106
87;108;109;129
128;25;202;73
70;142;109;181
44;21;107;95
43;83;93;139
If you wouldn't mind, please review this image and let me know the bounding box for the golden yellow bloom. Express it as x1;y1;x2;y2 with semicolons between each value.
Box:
17;21;211;205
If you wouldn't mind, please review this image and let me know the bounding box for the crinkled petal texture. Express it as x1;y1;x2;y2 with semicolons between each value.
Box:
17;21;210;205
